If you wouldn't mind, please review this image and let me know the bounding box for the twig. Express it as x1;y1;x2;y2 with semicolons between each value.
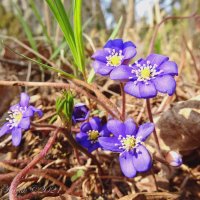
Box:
148;12;198;54
17;190;61;200
9;128;60;200
182;35;200;82
0;80;120;120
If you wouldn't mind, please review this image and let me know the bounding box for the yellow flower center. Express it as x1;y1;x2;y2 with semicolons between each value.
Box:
106;49;124;67
140;68;151;79
13;112;23;123
108;55;122;66
121;135;136;151
87;130;99;142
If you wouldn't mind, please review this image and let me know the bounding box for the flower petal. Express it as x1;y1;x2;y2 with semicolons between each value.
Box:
153;75;176;95
158;61;178;76
89;117;101;131
136;123;154;141
10;104;20;111
124;118;137;136
146;54;169;66
107;119;126;137
11;127;22;146
119;152;137;178
98;137;122;152
76;132;90;148
88;142;100;153
91;49;109;62
124;82;141;98
104;39;123;49
123;46;137;60
139;81;157;98
20;93;30;107
18;117;30;130
92;61;114;76
110;65;132;81
133;145;152;172
23;107;34;117
29;106;43;117
123;41;136;48
0;123;10;137
80;122;92;133
100;125;110;137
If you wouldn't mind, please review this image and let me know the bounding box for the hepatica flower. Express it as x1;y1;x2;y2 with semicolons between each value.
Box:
99;119;154;178
111;54;178;98
92;39;136;77
76;117;110;152
0;93;43;146
72;103;90;124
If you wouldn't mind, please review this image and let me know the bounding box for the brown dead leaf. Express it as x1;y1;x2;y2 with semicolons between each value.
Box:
118;192;180;200
156;95;200;153
42;193;86;200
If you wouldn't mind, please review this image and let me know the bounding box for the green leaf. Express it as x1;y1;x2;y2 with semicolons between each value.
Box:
71;169;84;182
56;91;74;124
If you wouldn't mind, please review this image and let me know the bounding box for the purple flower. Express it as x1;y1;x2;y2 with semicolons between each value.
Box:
72;103;90;124
111;54;178;98
0;93;43;146
165;151;182;167
76;117;110;152
92;39;136;77
98;119;154;178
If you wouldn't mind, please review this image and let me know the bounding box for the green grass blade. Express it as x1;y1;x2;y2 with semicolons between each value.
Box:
50;39;67;60
74;0;85;74
3;43;75;79
15;4;38;52
109;16;123;39
29;0;54;48
45;0;79;72
87;68;95;83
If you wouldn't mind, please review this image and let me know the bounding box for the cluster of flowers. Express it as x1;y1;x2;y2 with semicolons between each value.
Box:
92;39;178;98
0;39;182;178
74;39;181;178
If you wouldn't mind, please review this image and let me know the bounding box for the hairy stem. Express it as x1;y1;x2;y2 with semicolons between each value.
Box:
9;128;60;200
120;83;126;121
146;99;161;155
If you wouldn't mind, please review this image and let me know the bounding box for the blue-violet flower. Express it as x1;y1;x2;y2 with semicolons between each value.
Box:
76;117;110;153
111;54;178;98
0;93;43;146
72;103;90;124
98;119;154;178
92;39;136;77
165;151;182;167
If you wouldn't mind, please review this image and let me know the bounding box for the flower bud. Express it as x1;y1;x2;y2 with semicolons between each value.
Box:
72;103;90;124
165;151;182;167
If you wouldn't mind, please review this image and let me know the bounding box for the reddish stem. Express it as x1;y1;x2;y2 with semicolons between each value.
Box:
9;128;60;200
120;83;126;121
146;99;161;155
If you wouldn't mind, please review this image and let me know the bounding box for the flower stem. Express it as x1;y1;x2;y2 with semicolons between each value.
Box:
120;83;126;121
146;99;161;153
9;128;60;200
